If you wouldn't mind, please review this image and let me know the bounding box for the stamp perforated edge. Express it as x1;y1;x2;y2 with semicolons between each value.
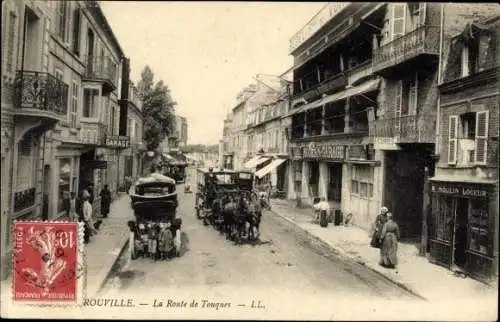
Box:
11;220;85;307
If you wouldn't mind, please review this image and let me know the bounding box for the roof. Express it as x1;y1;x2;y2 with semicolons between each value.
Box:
136;173;176;185
86;1;125;58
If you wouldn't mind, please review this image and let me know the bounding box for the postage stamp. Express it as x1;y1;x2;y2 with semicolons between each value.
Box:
12;221;85;305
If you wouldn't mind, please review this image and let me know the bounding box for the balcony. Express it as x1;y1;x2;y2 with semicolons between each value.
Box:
13;71;69;124
292;73;348;106
105;135;130;149
79;121;107;146
83;56;118;94
14;187;36;213
370;114;436;144
347;60;374;86
372;25;440;77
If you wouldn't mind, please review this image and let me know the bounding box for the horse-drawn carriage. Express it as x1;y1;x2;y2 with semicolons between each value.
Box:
128;173;182;260
195;168;260;243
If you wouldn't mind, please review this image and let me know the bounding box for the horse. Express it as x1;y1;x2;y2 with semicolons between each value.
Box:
246;194;262;241
220;194;248;243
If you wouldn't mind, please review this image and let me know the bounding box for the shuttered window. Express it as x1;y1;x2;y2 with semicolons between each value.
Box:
70;81;79;128
6;11;17;74
391;4;406;40
448;115;458;165
474;111;489;164
58;1;69;42
394;80;403;134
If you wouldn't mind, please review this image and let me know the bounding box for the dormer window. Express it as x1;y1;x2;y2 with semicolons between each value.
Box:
461;39;479;78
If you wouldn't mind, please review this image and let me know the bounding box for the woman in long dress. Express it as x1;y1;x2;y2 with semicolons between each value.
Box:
371;206;389;248
379;212;400;268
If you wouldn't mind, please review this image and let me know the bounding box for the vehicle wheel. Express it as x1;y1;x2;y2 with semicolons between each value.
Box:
174;229;181;256
129;233;137;260
203;216;209;226
196;207;201;219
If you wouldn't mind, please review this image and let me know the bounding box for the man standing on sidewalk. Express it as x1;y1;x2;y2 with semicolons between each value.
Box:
100;185;112;218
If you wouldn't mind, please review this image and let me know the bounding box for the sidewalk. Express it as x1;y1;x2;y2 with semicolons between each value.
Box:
269;199;497;303
84;192;134;297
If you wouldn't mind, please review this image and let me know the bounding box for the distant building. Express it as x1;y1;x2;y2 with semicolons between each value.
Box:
161;115;188;152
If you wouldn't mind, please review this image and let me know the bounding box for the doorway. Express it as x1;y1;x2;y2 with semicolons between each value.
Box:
42;165;50;220
23;6;41;71
453;198;469;269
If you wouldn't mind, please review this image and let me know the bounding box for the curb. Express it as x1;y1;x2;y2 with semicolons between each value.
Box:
269;207;428;301
95;237;130;296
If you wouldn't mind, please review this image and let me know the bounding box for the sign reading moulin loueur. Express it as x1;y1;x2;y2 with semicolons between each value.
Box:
431;182;489;199
303;142;345;160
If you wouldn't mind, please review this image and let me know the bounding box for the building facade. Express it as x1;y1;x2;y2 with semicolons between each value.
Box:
220;112;234;169
161;114;188;151
286;2;500;238
245;79;290;195
286;3;385;230
429;16;499;283
1;0;129;279
119;58;145;181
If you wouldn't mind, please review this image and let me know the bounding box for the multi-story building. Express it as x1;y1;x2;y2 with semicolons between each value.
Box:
286;3;385;229
429;16;499;283
1;0;129;279
119;58;145;181
161;114;188;151
230;84;257;170
245;79;291;194
220;112;234;169
286;2;500;239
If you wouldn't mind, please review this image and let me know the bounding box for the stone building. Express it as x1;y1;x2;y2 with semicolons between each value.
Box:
1;0;129;278
220;112;234;169
429;16;499;283
285;2;500;237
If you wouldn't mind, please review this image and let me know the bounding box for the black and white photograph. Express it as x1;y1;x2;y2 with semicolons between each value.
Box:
0;1;499;320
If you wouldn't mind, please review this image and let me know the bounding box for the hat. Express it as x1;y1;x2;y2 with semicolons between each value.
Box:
386;212;393;219
380;206;388;214
82;190;90;199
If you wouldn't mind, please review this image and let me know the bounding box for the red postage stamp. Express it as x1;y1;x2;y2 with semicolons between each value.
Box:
12;221;84;304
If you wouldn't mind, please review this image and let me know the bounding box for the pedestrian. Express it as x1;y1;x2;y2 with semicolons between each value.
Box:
379;212;400;269
265;181;272;207
82;189;98;237
370;206;389;248
66;192;78;221
87;183;94;204
100;185;111;218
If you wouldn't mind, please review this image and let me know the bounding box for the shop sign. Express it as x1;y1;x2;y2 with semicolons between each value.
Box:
105;136;130;148
303;142;344;160
431;183;489;199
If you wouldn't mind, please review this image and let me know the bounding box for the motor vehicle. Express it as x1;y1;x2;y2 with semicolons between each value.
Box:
128;173;182;260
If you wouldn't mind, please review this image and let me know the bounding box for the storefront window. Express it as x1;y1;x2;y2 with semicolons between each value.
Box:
432;195;454;242
468;199;489;255
351;165;374;198
58;158;72;214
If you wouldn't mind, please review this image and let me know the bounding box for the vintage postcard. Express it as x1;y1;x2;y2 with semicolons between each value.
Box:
0;1;498;320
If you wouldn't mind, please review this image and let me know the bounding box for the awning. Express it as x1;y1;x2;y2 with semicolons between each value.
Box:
244;156;270;169
162;153;187;166
285;78;380;117
255;158;287;179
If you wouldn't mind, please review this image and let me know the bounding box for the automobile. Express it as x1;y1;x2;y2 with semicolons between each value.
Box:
128;173;182;260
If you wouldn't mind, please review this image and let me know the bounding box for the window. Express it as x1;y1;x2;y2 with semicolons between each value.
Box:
82;88;99;118
57;1;69;42
54;68;64;81
5;11;17;74
70;81;79;128
72;8;81;55
58;158;72;214
391;4;406;40
461;40;479;78
451;111;489;165
351;164;374;198
328;163;342;202
468;199;490;255
460;113;476;139
16;133;36;192
432;195;454;242
109;105;116;135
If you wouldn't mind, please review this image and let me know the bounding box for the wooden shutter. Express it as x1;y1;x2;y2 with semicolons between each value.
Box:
391;3;406;40
474;111;489;164
478;33;493;72
448;115;458;165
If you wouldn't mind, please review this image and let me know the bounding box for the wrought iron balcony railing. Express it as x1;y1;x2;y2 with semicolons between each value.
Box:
292;72;348;105
370;114;436;144
84;55;118;86
14;71;69;116
373;25;440;73
14;187;36;213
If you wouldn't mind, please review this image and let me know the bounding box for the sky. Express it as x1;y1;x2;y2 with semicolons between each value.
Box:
100;1;326;145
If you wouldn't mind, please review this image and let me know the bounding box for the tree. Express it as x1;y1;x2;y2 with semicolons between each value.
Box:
138;66;177;151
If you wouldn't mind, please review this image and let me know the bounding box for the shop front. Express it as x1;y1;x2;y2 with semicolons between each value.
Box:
429;180;497;283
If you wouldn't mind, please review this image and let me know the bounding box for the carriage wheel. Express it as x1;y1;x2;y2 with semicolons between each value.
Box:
129;232;137;260
174;229;181;257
